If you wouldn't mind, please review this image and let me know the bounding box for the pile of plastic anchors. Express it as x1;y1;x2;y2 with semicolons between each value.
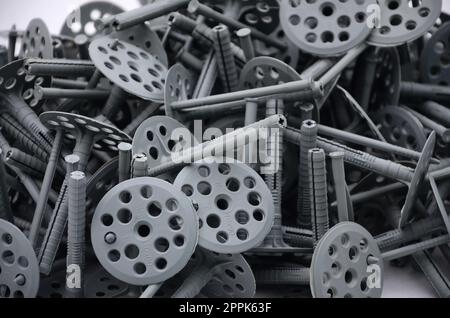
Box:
0;0;450;299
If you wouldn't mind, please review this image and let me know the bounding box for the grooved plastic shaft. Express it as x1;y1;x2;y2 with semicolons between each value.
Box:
297;120;318;228
254;267;310;285
0;149;13;222
212;25;239;93
66;171;86;298
309;148;329;246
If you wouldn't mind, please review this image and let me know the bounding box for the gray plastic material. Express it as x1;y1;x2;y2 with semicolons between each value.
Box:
0;219;40;298
369;48;401;110
310;222;384;298
174;160;275;254
368;0;442;47
132;116;198;174
84;267;130;298
131;154;148;178
421;22;450;85
279;0;375;57
61;1;124;38
108;24;168;67
86;157;119;214
89;37;167;102
376;106;426;152
212;25;239;93
164;64;196;122
19;19;53;59
239;56;301;90
173;248;256;298
399;132;436;228
40;111;131;157
91;177;199;285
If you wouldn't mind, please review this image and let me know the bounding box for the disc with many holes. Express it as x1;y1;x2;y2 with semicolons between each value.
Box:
39;111;131;152
239;56;301;90
174;160;275;254
0;59;51;109
279;0;375;57
37;270;65;298
91;177;199;286
420;22;450;85
109;24;168;67
240;0;280;35
132;116;198;173
60;1;124;38
368;0;442;47
198;250;256;298
0;219;40;298
164;64;196;122
376;106;426;152
19;19;53;59
89;37;167;102
368;48;401;110
310;222;384;298
84;267;130;298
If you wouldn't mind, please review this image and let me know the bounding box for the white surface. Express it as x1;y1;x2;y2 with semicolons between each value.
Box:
0;0;448;298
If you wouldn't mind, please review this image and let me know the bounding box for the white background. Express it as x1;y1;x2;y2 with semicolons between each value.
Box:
1;0;449;298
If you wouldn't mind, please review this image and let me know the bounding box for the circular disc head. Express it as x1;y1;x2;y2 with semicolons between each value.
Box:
84;267;130;298
109;24;168;67
89;37;167;102
369;47;401;110
368;0;442;47
310;222;384;298
239;56;301;90
37;270;66;298
60;1;124;38
132;116;198;172
20;18;53;59
240;0;280;35
0;219;40;298
399;131;436;228
376;106;426;152
86;157;119;216
164;64;196;121
200;251;256;298
279;0;375;57
0;59;51;109
91;177;199;285
174;160;275;254
420;22;450;85
39;111;131;152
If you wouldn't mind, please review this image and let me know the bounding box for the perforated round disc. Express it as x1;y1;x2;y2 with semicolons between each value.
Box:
60;1;124;38
376;106;426;152
279;0;375;57
109;24;168;67
132;116;198;172
84;267;130;298
0;219;40;298
89;37;167;102
310;222;384;298
200;251;256;298
0;59;51;109
91;177;199;285
174;160;275;254
164;64;196;122
239;56;301;90
420;22;450;85
368;0;442;47
369;48;401;110
40;111;131;152
20;19;53;59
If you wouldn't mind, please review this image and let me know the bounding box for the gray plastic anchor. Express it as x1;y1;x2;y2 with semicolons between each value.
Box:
0;219;40;298
91;177;199;285
172;249;256;298
310;222;384;298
